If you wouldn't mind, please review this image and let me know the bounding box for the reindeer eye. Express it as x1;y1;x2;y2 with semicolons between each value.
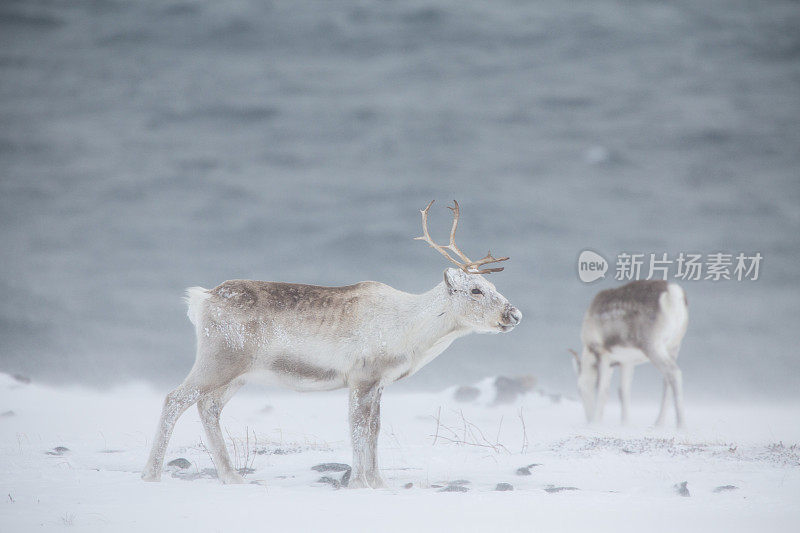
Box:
471;288;483;295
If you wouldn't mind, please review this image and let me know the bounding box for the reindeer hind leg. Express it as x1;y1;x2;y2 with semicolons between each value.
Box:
142;350;247;482
198;378;246;484
649;345;685;429
142;380;203;481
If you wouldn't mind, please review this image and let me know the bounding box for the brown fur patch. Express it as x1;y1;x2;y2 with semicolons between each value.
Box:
270;356;339;381
588;280;672;352
209;280;376;317
589;280;668;319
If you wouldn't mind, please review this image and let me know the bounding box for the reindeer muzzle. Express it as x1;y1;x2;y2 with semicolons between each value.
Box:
500;306;522;330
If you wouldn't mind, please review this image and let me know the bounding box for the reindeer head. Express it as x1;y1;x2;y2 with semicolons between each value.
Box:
570;347;603;422
416;200;522;334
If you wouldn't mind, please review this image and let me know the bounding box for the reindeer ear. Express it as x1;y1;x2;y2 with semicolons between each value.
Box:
444;269;455;290
568;349;580;372
443;268;463;291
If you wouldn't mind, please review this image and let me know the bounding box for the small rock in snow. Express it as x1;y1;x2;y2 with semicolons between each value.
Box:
674;481;691;497
453;385;480;402
516;464;540;476
12;374;31;384
46;446;70;456
317;476;343;489
493;375;537;405
167;458;191;470
495;483;514;491
172;468;218;480
404;482;413;489
439;484;469;493
713;485;739;493
311;463;351;473
434;479;470;487
544;485;579;493
1;410;15;418
312;463;351;488
317;469;351;489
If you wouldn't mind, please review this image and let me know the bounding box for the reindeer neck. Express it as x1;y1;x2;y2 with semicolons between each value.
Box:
401;282;468;368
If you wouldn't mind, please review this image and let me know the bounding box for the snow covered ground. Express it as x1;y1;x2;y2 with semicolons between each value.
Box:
1;373;798;532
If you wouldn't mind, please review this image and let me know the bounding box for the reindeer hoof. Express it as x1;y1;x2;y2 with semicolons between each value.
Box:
367;476;387;489
348;476;370;489
141;471;161;482
219;472;247;484
348;473;386;489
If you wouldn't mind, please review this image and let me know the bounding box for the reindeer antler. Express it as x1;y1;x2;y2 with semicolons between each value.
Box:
414;200;509;274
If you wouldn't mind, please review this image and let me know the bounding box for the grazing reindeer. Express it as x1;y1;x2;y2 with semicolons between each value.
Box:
571;280;688;428
142;200;521;488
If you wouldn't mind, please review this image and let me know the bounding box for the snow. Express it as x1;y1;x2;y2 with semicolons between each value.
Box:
1;373;798;532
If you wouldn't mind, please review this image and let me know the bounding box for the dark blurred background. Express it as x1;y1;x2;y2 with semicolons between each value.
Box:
1;0;798;398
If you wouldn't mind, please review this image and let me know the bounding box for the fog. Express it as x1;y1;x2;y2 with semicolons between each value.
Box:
1;0;798;398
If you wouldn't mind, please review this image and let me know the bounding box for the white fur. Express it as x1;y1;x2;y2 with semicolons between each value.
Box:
184;286;210;327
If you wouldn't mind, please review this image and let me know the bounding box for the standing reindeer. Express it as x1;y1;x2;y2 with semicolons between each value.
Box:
572;280;688;428
142;200;521;488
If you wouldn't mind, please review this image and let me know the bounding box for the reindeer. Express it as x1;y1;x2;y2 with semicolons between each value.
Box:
571;280;688;428
142;200;522;488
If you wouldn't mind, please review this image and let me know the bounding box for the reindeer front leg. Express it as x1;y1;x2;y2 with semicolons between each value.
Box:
348;382;385;489
593;355;612;423
618;363;634;425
